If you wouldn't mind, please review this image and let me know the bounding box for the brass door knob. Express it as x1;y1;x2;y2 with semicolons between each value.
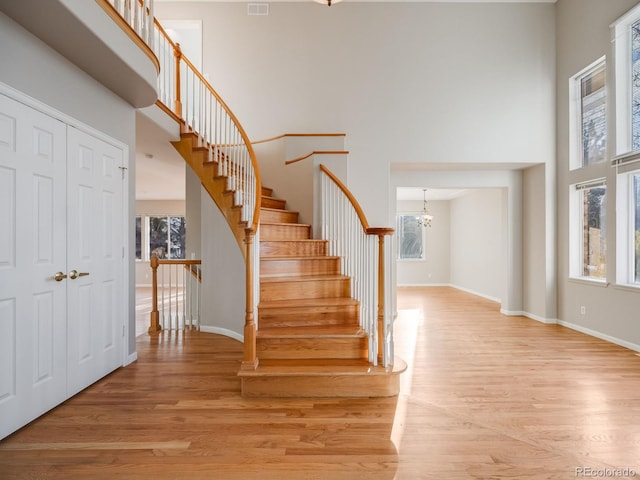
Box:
53;272;67;282
69;269;90;280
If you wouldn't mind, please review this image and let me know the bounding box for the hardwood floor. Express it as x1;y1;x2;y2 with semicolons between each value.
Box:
2;286;640;479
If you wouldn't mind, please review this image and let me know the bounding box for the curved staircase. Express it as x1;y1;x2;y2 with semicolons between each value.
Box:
239;186;405;398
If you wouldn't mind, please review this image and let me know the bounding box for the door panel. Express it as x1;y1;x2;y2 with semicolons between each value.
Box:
66;127;123;396
0;93;67;440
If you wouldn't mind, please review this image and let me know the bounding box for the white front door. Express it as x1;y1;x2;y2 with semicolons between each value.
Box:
0;93;68;439
66;126;124;396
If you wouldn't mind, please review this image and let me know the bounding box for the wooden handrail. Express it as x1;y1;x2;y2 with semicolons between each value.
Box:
320;164;394;366
251;133;346;145
319;164;370;231
154;20;262;232
149;255;202;334
285;151;349;165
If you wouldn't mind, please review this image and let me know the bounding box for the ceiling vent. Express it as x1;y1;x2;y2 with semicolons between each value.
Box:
248;3;269;16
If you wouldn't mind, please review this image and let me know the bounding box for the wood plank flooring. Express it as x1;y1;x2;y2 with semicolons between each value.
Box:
2;286;640;479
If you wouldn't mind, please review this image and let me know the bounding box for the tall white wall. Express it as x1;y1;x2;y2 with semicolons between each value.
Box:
450;189;506;303
556;0;640;350
154;2;555;227
200;188;245;340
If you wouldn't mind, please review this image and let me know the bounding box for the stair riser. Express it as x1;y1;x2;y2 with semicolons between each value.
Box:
261;258;340;276
257;337;367;360
258;304;359;328
261;224;311;241
262;197;286;209
260;278;350;301
260;241;327;257
241;375;400;398
261;186;273;197
261;209;299;224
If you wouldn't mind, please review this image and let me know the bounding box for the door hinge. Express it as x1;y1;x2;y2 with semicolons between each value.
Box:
122;325;125;337
118;166;128;179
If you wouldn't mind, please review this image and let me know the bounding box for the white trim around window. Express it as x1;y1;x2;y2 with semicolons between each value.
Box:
615;168;640;289
569;56;607;170
612;3;640;155
569;179;608;283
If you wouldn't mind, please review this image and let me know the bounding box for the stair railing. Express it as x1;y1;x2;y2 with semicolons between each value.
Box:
149;255;202;332
151;21;262;367
319;165;394;367
105;0;155;49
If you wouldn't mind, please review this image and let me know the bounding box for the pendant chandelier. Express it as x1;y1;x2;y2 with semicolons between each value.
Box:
419;189;433;228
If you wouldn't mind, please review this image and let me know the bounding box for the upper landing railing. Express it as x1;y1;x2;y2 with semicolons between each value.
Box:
104;0;260;233
104;0;261;367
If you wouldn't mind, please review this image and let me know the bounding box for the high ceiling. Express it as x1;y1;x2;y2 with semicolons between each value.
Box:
156;0;555;2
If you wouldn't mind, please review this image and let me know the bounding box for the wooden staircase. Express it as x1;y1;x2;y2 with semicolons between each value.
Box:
239;186;404;397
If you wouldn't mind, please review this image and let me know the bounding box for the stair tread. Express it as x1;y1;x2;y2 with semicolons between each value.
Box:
240;358;407;376
260;274;349;283
261;206;298;214
258;325;364;337
261;222;311;227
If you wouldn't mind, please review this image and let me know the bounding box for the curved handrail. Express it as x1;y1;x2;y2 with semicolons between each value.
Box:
319;164;394;367
251;132;346;145
319;164;370;231
154;19;261;232
285;151;349;165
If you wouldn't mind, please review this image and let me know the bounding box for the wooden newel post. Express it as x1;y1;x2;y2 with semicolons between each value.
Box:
148;254;161;334
367;228;394;365
241;229;258;370
174;43;182;118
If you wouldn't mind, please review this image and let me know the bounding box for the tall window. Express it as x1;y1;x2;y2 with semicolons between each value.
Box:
571;59;606;169
397;214;424;260
634;174;640;283
632;20;640;151
613;4;640;288
135;216;142;260
571;182;607;281
147;216;186;259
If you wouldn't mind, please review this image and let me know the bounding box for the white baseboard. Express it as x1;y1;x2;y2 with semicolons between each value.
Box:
125;351;138;366
199;325;244;343
397;283;451;287
450;284;501;304
501;309;558;324
557;320;640;353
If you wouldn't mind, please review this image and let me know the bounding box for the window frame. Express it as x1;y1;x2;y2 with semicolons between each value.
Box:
145;215;187;261
611;4;640;291
569;57;607;170
569;179;608;283
396;213;426;262
615;167;640;288
135;215;142;261
613;3;640;155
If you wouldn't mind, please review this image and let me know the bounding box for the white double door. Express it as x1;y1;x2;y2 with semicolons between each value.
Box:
0;92;126;439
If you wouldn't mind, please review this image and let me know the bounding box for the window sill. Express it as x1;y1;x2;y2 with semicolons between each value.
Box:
568;277;609;288
613;283;640;293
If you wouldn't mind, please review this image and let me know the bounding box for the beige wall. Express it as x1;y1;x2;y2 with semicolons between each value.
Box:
154;1;555;226
556;0;640;349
